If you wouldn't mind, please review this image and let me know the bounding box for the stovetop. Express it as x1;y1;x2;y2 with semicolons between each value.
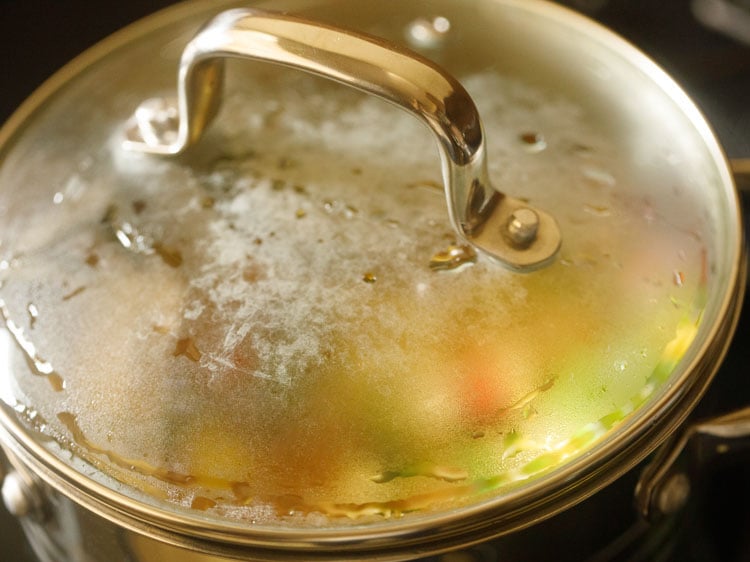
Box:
1;1;749;561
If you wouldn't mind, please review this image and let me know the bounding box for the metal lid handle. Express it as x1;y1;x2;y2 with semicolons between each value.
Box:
123;8;561;270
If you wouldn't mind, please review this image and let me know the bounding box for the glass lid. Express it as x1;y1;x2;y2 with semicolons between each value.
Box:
0;0;740;535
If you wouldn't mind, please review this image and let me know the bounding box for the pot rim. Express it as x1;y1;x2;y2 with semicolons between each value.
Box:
0;0;745;556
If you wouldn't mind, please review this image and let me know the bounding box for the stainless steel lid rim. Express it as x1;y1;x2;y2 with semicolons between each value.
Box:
0;259;745;558
0;0;746;557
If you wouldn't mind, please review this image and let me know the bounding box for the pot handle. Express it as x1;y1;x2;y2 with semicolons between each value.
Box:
635;406;750;520
122;8;561;271
732;158;750;192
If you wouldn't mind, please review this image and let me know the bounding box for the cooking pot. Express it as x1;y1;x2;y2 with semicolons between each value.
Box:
0;0;746;561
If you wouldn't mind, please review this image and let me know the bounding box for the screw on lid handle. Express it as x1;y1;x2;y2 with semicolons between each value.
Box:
122;8;561;270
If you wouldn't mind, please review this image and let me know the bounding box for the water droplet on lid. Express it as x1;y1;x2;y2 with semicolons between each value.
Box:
62;286;86;301
191;496;217;511
407;179;442;192
53;174;87;205
27;303;38;328
153;242;183;268
581;166;616;188
583;203;611;217
405;16;451;50
569;142;594;157
519;132;547;153
0;300;65;390
174;337;202;362
429;244;477;271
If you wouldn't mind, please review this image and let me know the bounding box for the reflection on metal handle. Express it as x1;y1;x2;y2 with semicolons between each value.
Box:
122;8;560;270
636;406;750;520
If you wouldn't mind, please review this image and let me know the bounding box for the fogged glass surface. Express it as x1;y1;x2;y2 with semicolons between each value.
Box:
0;0;716;527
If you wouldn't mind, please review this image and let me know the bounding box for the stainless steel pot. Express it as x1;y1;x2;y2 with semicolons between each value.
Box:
0;0;746;560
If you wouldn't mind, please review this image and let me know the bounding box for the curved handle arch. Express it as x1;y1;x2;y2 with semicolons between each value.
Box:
123;8;560;270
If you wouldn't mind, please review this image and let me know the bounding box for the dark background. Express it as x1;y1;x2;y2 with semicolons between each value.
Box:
1;0;750;155
1;1;749;561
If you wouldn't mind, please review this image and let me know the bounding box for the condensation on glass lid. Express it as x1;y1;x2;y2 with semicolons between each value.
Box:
0;69;708;524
